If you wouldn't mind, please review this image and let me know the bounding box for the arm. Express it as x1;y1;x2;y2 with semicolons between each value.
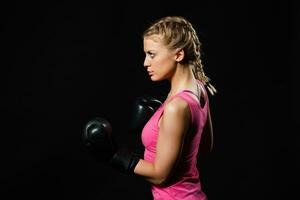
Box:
133;97;190;186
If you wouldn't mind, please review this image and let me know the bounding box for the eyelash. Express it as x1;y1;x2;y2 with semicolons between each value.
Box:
148;52;155;58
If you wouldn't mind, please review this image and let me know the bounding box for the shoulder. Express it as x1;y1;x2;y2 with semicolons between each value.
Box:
164;96;190;116
159;96;191;134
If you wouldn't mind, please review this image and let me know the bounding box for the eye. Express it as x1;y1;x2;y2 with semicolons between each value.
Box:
148;52;155;58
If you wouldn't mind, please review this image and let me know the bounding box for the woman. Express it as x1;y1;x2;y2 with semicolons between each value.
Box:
132;16;217;200
82;15;216;200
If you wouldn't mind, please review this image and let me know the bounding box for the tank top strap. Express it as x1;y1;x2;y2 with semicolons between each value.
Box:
180;89;208;110
162;80;209;109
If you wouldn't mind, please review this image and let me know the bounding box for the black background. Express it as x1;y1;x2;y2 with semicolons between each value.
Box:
1;0;298;199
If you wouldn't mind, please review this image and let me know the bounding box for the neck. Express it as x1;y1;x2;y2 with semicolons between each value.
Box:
167;64;197;98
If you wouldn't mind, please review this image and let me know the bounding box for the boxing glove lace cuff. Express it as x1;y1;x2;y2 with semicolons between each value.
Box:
109;148;140;174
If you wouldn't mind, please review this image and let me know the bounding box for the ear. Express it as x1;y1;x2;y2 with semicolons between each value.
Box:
175;48;184;62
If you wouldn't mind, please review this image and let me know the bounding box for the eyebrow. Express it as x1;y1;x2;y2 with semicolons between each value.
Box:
145;50;155;53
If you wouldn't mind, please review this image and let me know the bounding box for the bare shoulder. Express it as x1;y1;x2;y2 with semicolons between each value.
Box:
164;96;190;115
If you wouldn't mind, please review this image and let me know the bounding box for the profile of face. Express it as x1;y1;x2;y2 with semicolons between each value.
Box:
143;35;179;82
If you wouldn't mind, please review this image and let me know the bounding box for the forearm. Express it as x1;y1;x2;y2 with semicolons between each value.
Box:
134;159;167;186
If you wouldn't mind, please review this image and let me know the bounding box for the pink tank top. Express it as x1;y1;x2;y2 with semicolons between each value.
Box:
141;82;209;200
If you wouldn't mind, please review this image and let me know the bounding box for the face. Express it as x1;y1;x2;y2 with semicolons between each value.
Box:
143;35;177;81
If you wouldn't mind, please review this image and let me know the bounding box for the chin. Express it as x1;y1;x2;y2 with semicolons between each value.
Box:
150;75;162;82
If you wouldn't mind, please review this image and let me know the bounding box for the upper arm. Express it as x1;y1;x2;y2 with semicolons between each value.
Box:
154;97;191;184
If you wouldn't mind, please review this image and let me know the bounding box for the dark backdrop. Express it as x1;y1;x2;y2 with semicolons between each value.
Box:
1;1;298;199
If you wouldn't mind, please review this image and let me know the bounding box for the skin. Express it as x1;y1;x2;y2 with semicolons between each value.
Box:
133;34;213;186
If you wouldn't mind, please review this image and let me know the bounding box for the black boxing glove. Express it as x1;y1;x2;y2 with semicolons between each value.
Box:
129;95;162;134
82;117;140;174
81;117;117;162
109;148;140;174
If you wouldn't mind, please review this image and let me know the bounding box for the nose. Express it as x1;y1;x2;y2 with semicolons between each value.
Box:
143;56;150;68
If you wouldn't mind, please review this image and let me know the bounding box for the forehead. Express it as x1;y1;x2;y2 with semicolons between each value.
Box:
143;35;164;50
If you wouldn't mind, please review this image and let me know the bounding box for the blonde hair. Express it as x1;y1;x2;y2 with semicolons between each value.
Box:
143;16;217;95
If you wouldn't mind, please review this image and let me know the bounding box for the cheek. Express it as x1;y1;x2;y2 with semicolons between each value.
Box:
153;61;165;75
154;57;169;69
158;58;174;73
